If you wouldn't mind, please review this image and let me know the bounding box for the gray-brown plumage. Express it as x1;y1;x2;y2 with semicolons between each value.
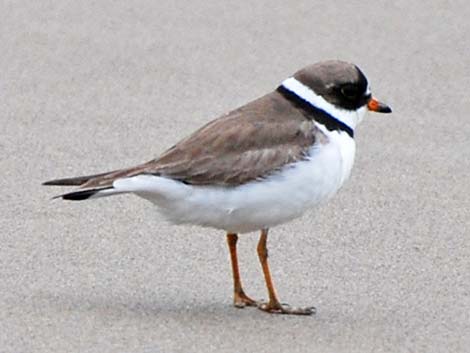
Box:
44;90;325;189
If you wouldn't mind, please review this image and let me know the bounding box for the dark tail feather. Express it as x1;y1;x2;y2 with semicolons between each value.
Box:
43;171;113;186
54;187;114;201
42;163;153;188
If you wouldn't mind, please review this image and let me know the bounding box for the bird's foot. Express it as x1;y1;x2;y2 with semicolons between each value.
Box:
258;301;316;316
233;291;259;308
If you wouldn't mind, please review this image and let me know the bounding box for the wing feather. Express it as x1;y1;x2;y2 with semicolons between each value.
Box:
44;91;324;189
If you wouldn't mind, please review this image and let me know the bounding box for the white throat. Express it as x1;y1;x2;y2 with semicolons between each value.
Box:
281;77;367;131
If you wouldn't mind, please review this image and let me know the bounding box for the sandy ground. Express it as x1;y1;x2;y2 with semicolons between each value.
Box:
1;0;469;352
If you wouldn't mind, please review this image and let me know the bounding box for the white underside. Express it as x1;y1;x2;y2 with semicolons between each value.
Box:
109;127;356;233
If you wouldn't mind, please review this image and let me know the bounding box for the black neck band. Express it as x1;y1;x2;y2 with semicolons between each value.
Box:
276;85;354;138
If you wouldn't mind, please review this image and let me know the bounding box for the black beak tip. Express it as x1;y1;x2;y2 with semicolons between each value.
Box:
381;105;392;113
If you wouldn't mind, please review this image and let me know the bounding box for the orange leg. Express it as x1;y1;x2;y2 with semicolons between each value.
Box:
257;229;315;315
226;233;257;308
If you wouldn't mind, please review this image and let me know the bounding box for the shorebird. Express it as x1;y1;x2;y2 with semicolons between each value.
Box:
44;60;392;315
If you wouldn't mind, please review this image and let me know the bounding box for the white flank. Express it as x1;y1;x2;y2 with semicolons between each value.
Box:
111;133;355;234
281;77;367;130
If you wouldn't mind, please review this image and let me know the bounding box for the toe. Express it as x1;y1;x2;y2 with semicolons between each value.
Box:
258;302;316;316
233;292;259;308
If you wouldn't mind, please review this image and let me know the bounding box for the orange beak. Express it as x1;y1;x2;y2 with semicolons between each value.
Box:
367;97;392;113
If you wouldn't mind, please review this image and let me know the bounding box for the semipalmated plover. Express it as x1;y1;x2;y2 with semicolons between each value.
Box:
44;60;392;315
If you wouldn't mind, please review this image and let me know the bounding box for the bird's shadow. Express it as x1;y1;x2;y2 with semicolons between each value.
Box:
36;290;241;320
33;290;318;324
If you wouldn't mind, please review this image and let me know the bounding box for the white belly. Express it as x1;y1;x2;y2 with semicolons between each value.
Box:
117;131;355;233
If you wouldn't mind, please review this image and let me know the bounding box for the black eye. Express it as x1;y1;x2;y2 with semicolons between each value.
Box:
340;84;358;99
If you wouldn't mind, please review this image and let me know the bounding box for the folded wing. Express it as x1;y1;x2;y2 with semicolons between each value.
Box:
44;91;322;192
